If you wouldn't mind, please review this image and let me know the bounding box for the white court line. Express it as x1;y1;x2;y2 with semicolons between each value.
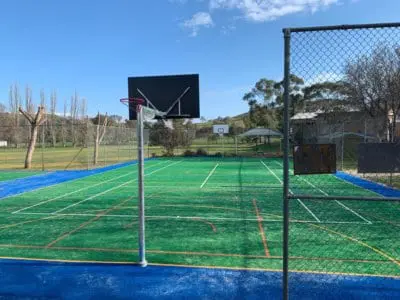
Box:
273;160;372;224
11;160;168;214
200;163;219;188
51;160;183;214
1;160;150;201
15;211;367;224
260;160;321;223
298;176;372;224
333;175;383;197
296;199;321;223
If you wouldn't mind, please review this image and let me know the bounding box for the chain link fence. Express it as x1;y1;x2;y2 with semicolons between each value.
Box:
0;120;283;170
282;23;400;299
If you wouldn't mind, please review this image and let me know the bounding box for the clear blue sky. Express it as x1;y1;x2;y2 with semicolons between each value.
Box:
1;0;399;120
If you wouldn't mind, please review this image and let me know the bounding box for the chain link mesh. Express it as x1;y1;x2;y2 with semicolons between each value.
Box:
285;24;400;294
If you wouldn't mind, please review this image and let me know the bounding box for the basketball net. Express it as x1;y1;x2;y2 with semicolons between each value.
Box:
141;106;166;121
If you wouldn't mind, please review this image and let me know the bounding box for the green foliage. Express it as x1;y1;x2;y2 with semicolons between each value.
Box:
149;119;196;155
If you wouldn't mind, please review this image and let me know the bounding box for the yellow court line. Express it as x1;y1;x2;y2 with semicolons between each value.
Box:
307;223;400;268
252;199;271;257
0;255;398;279
148;262;400;279
0;244;394;264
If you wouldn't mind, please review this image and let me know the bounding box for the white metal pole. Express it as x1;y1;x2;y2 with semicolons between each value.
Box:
137;105;147;267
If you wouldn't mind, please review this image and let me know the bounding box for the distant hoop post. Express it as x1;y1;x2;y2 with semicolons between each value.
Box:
120;97;147;267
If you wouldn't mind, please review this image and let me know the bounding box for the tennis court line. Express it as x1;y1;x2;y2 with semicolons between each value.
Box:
11;160;168;214
333;174;383;197
272;160;372;224
260;160;321;223
51;160;183;214
298;176;372;224
252;199;271;257
14;212;367;224
200;163;219;188
46;197;133;248
0;160;150;201
296;199;321;223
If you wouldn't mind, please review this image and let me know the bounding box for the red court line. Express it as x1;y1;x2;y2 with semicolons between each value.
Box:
252;199;271;257
190;217;217;232
46;197;133;248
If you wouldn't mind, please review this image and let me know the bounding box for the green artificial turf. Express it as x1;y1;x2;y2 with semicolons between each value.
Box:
0;158;398;277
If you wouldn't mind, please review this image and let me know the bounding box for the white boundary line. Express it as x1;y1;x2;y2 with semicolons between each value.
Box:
1;160;153;201
298;176;372;224
200;163;219;188
333;174;383;197
273;160;372;224
14;211;367;224
296;199;321;223
52;160;183;214
260;160;321;222
11;160;168;214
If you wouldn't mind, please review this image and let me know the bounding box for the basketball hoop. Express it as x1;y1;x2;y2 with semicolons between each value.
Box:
120;97;166;121
120;97;144;110
217;128;225;137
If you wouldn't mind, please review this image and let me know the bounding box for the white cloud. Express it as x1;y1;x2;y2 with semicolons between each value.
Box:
209;0;340;22
182;12;214;37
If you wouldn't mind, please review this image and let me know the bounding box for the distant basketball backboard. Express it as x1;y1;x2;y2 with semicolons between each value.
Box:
128;74;200;120
213;124;229;136
293;144;337;175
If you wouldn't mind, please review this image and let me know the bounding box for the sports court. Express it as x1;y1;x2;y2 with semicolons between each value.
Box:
0;157;398;278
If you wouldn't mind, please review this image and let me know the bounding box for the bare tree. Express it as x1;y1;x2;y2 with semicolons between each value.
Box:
9;83;21;147
93;113;108;165
61;99;67;147
25;86;34;113
80;98;87;119
345;45;400;142
50;90;57;147
0;103;6;113
19;106;46;169
70;91;81;147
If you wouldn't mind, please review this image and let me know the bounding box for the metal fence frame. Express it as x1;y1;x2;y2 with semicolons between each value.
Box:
282;22;400;300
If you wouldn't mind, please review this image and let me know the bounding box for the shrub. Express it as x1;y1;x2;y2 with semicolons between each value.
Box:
196;148;208;156
183;150;195;157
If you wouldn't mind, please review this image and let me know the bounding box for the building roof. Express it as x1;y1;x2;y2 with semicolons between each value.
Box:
239;128;282;137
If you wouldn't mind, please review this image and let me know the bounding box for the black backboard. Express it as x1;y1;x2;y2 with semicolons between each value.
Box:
128;74;200;120
293;144;337;175
358;143;400;173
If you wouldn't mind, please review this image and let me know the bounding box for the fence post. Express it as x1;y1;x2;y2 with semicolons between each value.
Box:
282;27;291;300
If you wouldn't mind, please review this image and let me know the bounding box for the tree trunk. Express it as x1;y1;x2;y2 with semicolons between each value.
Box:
25;125;38;169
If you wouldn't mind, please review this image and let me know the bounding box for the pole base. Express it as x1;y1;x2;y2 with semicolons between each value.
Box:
138;260;148;267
